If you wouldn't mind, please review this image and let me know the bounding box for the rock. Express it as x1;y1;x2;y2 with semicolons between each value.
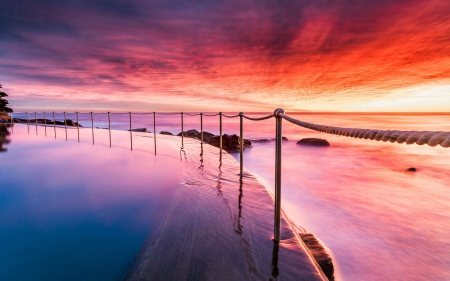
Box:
209;134;252;152
282;136;289;141
406;167;417;172
10;118;82;127
176;129;214;142
300;233;334;281
160;131;173;135
177;131;190;137
200;131;215;143
297;138;330;147
250;138;272;143
128;128;148;133
180;129;199;138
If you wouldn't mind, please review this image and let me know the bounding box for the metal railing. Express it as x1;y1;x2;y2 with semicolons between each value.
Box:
6;109;450;244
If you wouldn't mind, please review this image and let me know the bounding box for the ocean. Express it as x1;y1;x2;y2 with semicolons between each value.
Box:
11;111;450;281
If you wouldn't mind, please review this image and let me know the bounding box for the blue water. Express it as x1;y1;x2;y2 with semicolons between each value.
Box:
0;125;182;281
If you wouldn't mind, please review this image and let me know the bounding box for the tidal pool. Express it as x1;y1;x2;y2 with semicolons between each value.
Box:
0;124;183;281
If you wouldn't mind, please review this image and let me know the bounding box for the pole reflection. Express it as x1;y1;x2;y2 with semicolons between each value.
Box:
235;175;243;235
270;240;280;280
198;142;204;171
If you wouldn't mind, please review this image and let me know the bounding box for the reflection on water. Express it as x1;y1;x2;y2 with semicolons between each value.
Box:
271;240;280;280
0;124;11;152
236;175;243;235
198;142;204;171
0;124;183;281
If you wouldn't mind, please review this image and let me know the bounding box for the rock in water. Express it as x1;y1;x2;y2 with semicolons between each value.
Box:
250;138;272;143
209;134;252;152
297;138;330;147
160;131;173;135
177;131;190;137
282;136;289;141
299;233;335;281
179;129;200;138
200;131;215;143
406;167;417;172
128;128;149;133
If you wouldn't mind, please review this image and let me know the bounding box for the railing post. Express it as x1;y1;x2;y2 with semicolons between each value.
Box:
108;112;111;147
91;112;94;145
129;112;133;151
273;108;284;242
239;112;244;176
34;112;38;135
52;111;56;139
26;112;29;134
153;112;156;155
200;113;203;143
64;111;67;140
219;112;222;159
181;112;184;148
76;112;79;142
44;112;47;137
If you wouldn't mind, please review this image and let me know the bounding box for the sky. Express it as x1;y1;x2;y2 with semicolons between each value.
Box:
1;0;450;112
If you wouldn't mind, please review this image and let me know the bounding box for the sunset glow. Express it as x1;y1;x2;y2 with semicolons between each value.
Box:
1;0;450;112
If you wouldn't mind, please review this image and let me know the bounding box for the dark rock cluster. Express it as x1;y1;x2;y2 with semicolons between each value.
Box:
12;118;83;127
176;129;252;152
209;134;252;152
128;128;148;132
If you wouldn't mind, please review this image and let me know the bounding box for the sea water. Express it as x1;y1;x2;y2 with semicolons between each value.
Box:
11;112;450;281
0;125;183;281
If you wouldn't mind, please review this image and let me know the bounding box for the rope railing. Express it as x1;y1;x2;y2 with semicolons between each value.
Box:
6;108;448;247
279;113;450;148
223;114;240;118
242;114;274;121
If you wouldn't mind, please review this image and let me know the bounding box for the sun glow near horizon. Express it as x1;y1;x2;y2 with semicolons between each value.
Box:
1;0;450;112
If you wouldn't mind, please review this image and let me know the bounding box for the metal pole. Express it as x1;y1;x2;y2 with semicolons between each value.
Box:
44;112;47;137
108;112;111;147
153;112;156;155
181;112;184;148
273;108;284;242
64;111;67;140
91;112;94;145
53;111;56;139
200;113;203;143
129;112;132;151
239;112;244;176
219;112;222;159
26;112;29;134
76;112;79;142
34;112;37;135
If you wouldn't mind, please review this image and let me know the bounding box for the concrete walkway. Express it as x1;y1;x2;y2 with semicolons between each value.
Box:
125;138;327;281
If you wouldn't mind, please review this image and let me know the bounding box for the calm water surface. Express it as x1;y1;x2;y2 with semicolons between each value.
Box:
9;112;450;280
0;125;183;281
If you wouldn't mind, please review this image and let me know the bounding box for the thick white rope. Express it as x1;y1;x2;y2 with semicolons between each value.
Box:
280;113;450;148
